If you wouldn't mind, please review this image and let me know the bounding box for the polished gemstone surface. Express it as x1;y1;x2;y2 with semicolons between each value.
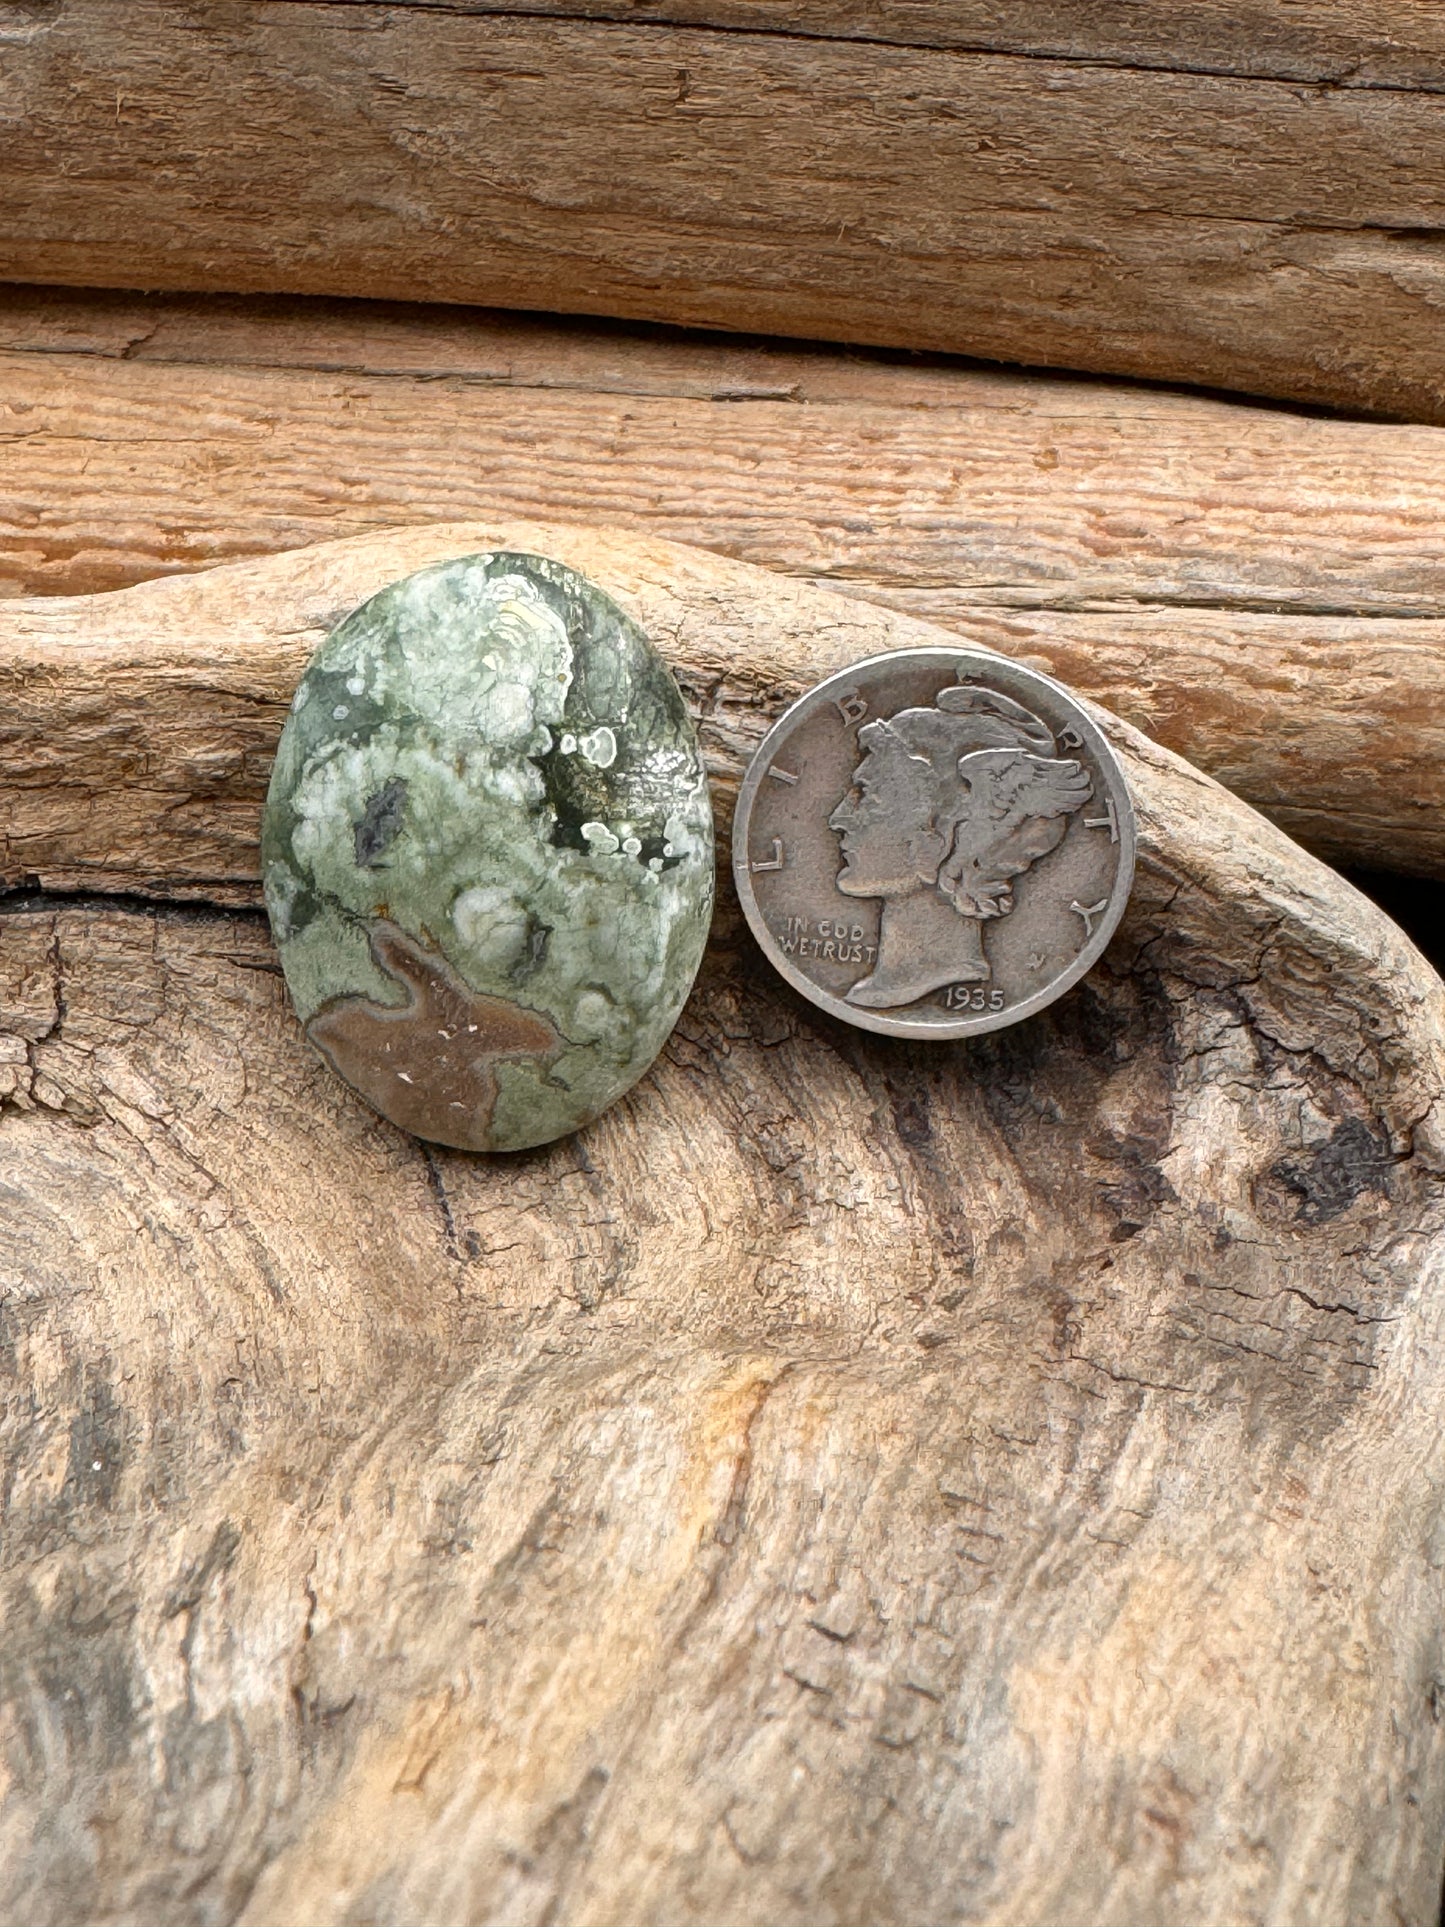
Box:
262;552;715;1150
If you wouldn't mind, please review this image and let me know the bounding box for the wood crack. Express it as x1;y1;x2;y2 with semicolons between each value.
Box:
292;1;1445;99
5;6;1445;417
2;520;1444;1923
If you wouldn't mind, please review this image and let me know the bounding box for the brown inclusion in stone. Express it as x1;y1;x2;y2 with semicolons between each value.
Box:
307;923;562;1151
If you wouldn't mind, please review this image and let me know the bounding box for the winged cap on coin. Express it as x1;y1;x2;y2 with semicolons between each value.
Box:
828;684;1092;1009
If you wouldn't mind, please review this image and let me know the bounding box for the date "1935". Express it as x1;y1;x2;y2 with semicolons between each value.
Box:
940;984;1007;1012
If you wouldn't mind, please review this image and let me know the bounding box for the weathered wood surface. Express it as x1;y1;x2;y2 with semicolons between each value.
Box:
8;514;1443;907
305;0;1445;86
3;288;1444;880
3;525;1445;1926
4;3;1445;420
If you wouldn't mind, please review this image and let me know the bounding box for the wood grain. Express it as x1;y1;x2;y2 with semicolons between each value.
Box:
3;526;1444;1926
6;516;1445;907
302;0;1445;88
3;2;1445;417
3;290;1443;879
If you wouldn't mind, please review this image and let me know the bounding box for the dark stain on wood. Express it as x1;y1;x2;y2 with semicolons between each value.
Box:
1271;1117;1396;1225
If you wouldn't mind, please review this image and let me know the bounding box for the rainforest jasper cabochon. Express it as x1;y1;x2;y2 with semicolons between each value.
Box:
261;552;715;1151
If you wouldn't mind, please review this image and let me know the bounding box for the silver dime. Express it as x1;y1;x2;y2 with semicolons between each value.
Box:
731;648;1136;1039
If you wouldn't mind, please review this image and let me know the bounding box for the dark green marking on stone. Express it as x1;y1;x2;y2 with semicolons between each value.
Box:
354;777;409;868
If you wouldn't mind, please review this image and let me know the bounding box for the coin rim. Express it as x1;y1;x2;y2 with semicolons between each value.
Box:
730;647;1137;1040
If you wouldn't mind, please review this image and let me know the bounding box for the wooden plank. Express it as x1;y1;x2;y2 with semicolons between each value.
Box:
17;289;1444;622
304;1;1445;88
3;519;1443;915
3;290;1443;879
3;3;1445;418
308;1;1445;87
5;525;1445;1926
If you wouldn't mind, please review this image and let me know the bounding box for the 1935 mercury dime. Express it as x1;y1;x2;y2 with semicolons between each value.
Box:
732;648;1135;1039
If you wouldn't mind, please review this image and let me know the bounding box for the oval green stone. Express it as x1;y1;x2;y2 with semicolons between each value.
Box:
261;552;715;1151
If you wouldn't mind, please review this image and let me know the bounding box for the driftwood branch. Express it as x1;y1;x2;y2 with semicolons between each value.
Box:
2;289;1444;880
2;526;1445;1925
2;2;1444;417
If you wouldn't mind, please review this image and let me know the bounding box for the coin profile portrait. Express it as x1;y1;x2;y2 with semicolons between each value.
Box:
731;647;1135;1040
828;683;1093;1009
